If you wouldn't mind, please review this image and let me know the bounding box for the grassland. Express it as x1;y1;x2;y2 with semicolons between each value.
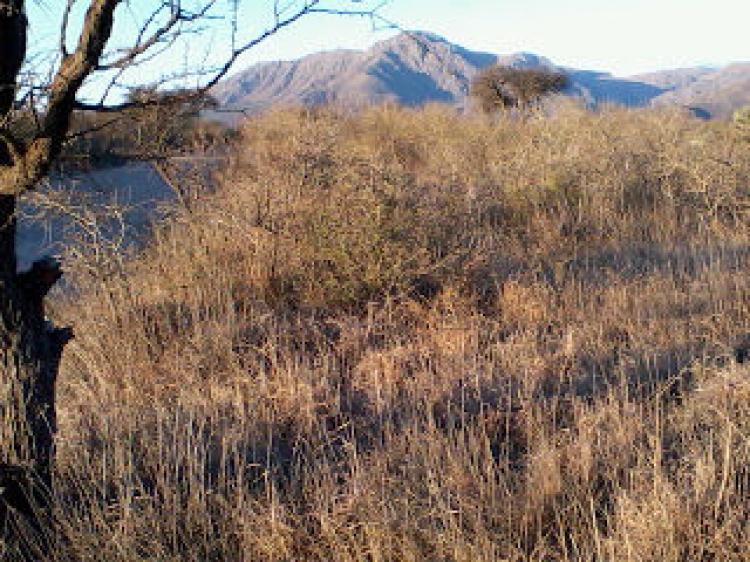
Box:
21;102;750;560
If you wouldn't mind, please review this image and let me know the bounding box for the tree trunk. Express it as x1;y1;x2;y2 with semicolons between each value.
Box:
1;195;71;486
0;198;71;562
0;8;71;556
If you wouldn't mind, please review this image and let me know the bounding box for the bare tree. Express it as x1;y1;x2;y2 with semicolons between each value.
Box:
0;0;388;522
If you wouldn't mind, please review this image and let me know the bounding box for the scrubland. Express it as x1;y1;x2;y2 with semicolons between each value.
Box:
28;103;750;560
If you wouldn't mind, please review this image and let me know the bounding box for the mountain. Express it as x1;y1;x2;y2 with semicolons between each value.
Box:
212;31;750;119
214;32;495;113
646;63;750;119
630;67;716;91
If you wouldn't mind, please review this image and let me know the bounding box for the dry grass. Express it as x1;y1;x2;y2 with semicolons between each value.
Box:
12;102;750;560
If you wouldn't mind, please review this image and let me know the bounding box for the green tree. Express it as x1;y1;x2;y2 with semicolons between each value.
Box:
471;65;569;113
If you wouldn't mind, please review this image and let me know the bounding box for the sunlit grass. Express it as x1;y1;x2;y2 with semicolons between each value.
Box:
30;102;750;560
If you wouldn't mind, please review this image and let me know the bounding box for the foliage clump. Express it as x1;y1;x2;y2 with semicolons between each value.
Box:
62;90;229;167
471;65;569;113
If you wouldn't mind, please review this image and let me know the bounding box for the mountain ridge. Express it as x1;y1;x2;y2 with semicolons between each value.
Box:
212;31;750;120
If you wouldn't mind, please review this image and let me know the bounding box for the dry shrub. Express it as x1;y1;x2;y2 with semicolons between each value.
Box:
31;103;750;560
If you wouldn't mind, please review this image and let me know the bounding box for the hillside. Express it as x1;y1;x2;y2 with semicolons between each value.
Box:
649;63;750;119
213;31;750;118
214;32;497;112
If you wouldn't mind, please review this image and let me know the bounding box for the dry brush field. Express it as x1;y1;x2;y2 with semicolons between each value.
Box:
21;103;750;560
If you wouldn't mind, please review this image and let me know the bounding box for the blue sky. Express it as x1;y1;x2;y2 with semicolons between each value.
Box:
393;0;749;75
26;0;749;101
232;0;750;76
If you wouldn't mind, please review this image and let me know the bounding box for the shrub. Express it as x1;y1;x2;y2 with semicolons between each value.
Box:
47;104;750;560
733;105;750;127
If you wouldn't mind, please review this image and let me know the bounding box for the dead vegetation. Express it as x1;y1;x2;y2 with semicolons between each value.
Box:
15;102;750;561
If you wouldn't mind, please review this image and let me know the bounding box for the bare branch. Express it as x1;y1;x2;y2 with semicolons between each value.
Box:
3;0;394;194
1;0;122;195
71;1;391;114
199;1;393;92
97;1;216;71
60;0;77;57
63;115;122;143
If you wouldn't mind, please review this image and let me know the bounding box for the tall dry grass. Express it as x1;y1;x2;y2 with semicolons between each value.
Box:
11;102;750;560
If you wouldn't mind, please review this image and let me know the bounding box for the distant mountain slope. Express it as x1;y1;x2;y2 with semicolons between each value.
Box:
630;67;716;90
214;32;495;112
212;31;750;119
648;63;750;119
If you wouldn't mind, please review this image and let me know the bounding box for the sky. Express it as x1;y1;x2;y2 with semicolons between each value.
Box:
227;0;750;76
25;0;750;102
